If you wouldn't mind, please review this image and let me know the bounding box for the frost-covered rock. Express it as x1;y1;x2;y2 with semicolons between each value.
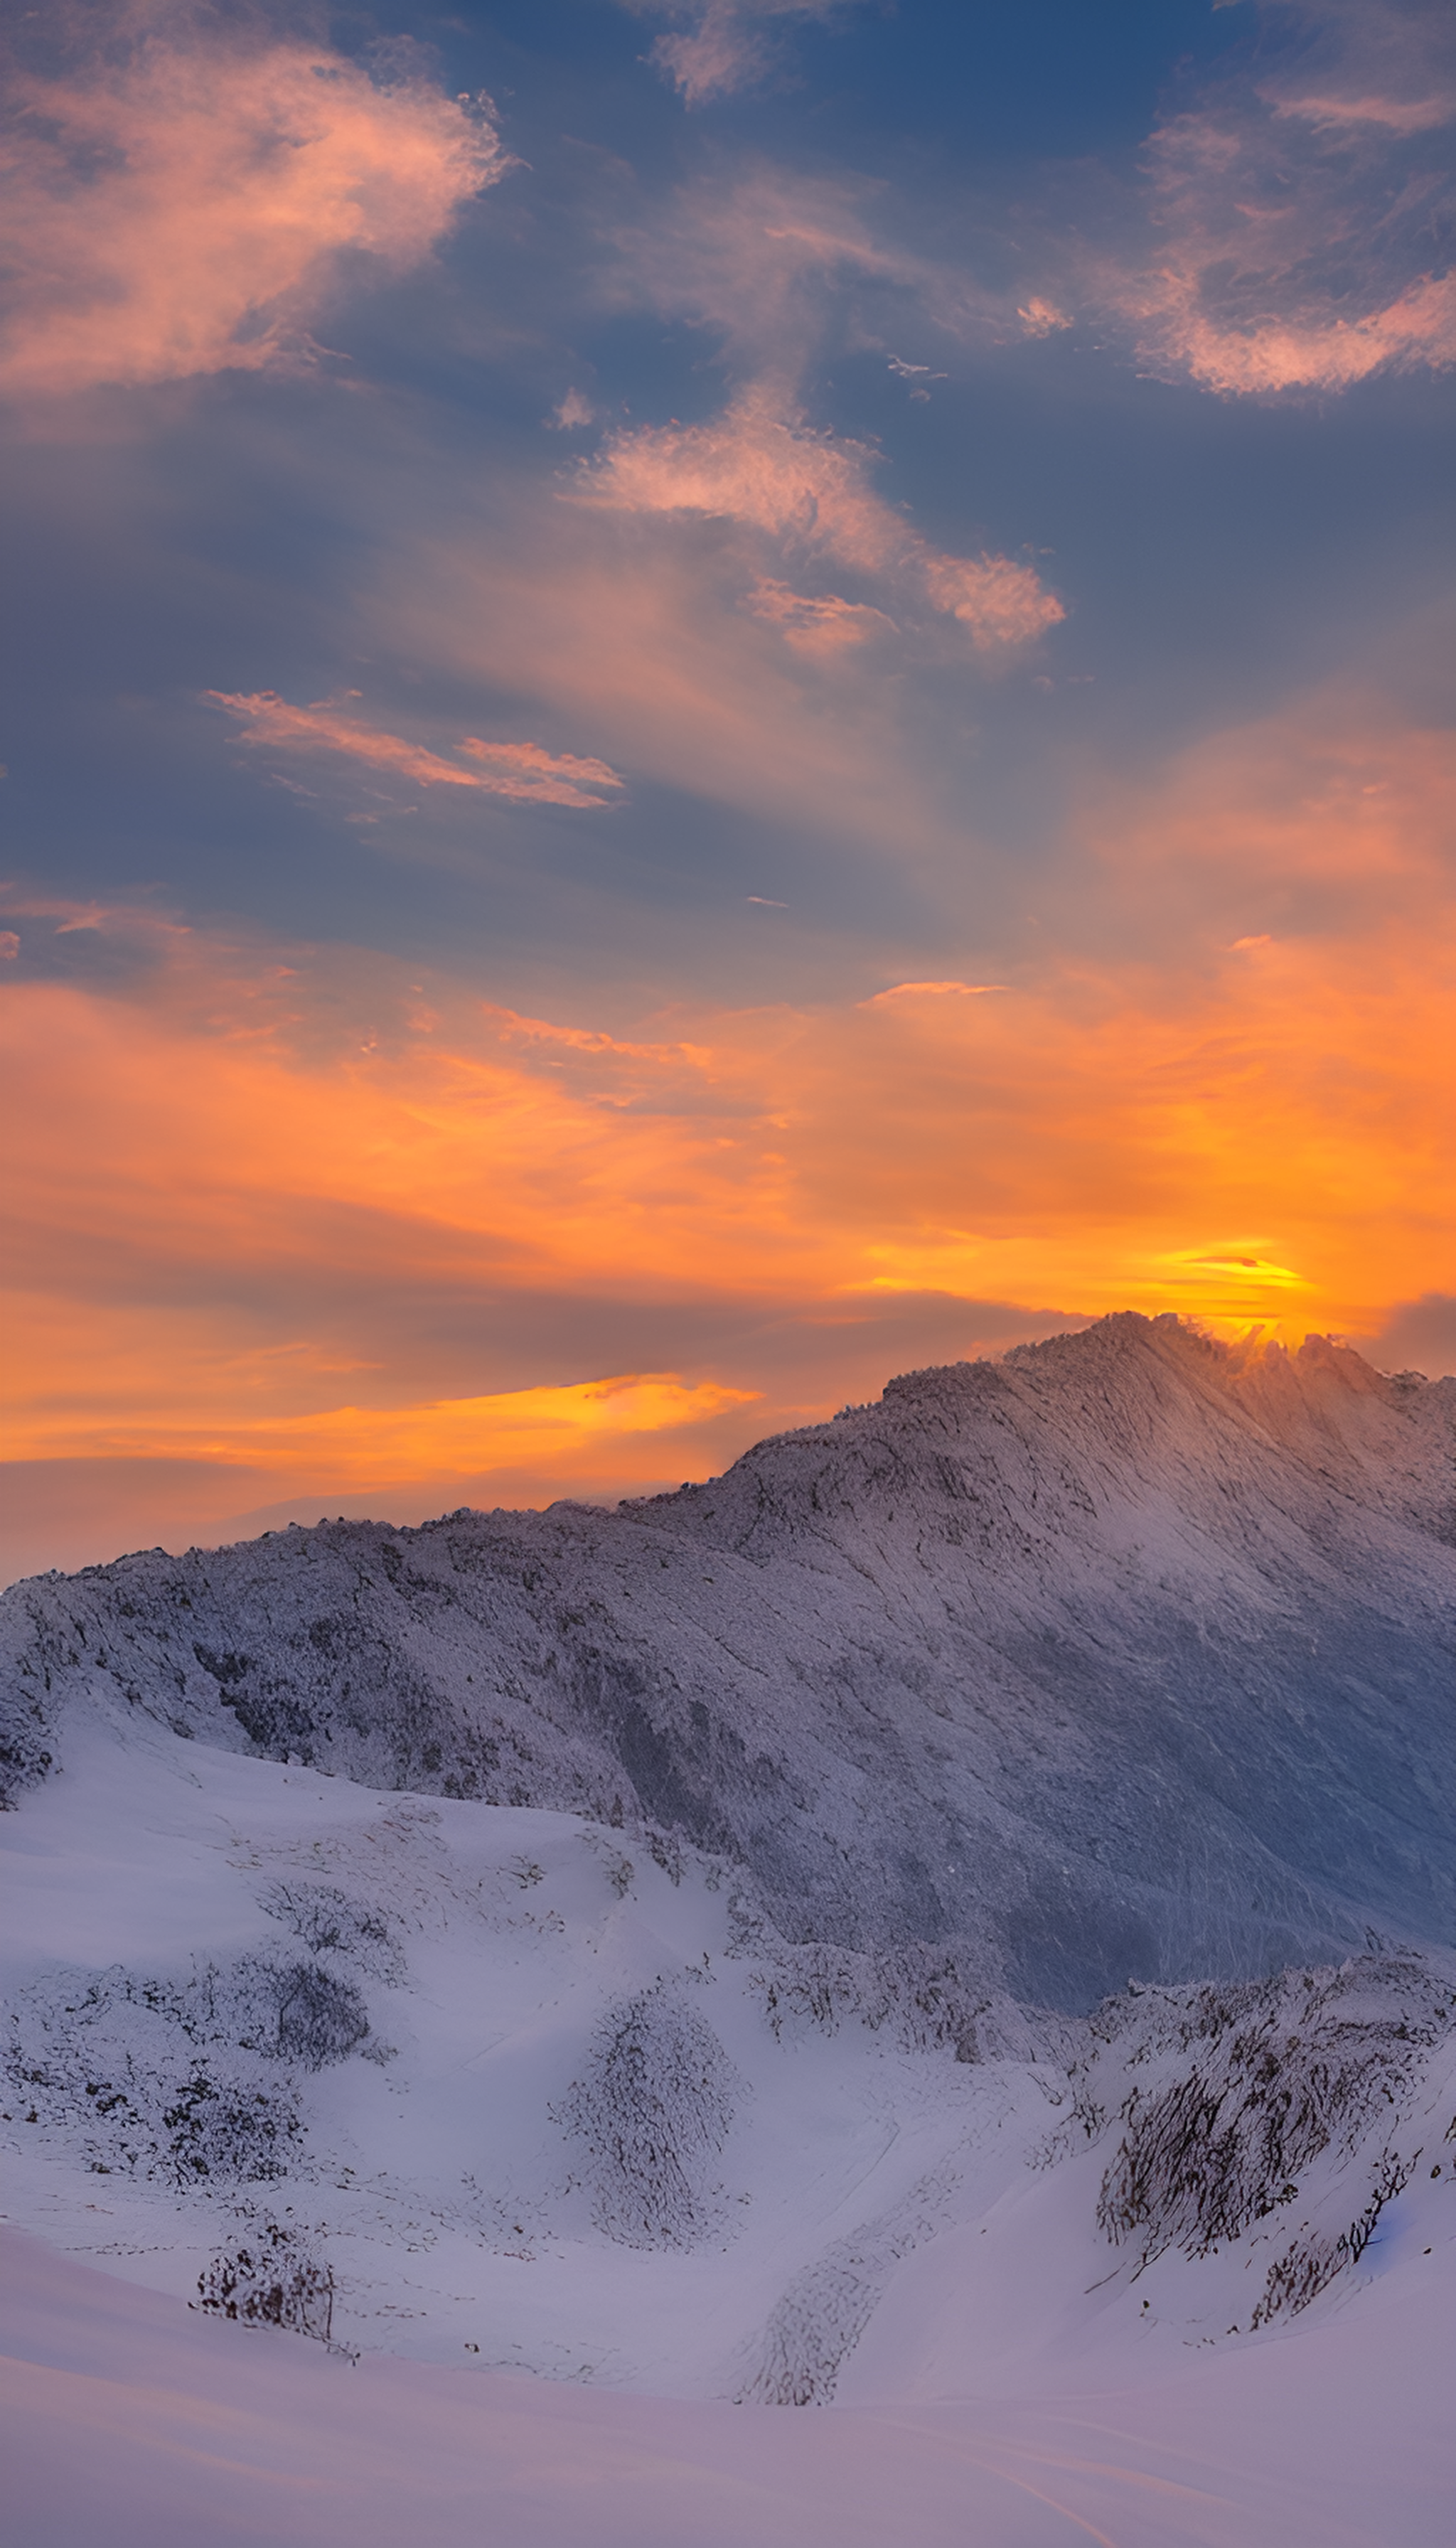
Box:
2;1315;1452;2006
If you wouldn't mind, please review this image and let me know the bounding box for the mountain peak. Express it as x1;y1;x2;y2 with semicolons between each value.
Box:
2;1312;1451;2010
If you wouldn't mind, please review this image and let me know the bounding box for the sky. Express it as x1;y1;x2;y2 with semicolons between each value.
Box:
1;0;1452;1581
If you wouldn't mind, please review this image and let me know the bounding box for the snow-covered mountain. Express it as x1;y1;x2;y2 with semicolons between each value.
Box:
2;1313;1454;2543
5;1315;1452;2005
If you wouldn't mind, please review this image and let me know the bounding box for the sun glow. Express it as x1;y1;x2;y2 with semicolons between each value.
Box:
4;700;1448;1537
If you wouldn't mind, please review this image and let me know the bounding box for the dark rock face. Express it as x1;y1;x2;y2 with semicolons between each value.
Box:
2;1315;1452;2008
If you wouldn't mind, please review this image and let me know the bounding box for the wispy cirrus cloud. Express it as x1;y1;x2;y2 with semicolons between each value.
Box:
0;13;505;398
619;2;856;105
615;167;948;373
864;982;1008;1005
579;387;1063;651
206;693;623;810
587;172;1052;666
1106;1;1456;394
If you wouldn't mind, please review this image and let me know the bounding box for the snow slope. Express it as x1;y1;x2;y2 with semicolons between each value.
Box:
4;2221;1454;2547
2;1314;1453;2541
3;1315;1452;2008
2;1712;1452;2414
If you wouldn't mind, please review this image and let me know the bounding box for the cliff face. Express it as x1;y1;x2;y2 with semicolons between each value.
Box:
3;1313;1452;2008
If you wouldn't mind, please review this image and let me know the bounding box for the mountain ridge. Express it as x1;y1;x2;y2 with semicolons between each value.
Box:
4;1312;1452;2008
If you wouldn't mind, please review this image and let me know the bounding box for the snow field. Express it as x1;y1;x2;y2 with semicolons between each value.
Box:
4;1711;1452;2428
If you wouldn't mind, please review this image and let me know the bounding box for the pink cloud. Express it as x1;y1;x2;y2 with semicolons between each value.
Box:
1105;3;1456;395
919;556;1067;653
614;168;953;377
1016;299;1073;338
621;4;853;106
580;388;1063;651
386;527;956;859
206;694;623;810
746;579;892;652
1271;90;1454;134
0;21;505;397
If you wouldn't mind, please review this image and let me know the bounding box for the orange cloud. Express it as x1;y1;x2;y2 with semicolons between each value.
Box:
1083;700;1454;907
581;388;1063;651
865;983;1007;1003
2;694;1450;1568
207;693;623;810
6;1370;753;1488
0;21;503;397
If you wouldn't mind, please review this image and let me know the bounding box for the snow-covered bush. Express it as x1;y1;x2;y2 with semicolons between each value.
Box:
1249;2148;1415;2325
557;1984;740;2249
1086;1956;1454;2324
1094;1959;1436;2260
749;1930;1064;2067
4;1954;368;2184
196;2220;334;2342
260;1882;405;1985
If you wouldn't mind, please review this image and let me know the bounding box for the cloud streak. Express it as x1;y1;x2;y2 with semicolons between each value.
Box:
580;388;1063;651
0;16;505;397
207;694;623;810
7;1370;753;1489
746;579;893;652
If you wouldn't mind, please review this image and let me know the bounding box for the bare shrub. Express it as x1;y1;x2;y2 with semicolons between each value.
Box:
1250;2149;1415;2326
1096;1957;1445;2264
742;2161;960;2406
196;2220;334;2342
4;1952;368;2184
260;1883;405;1984
271;1964;370;2067
751;1934;1064;2067
557;1985;739;2249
